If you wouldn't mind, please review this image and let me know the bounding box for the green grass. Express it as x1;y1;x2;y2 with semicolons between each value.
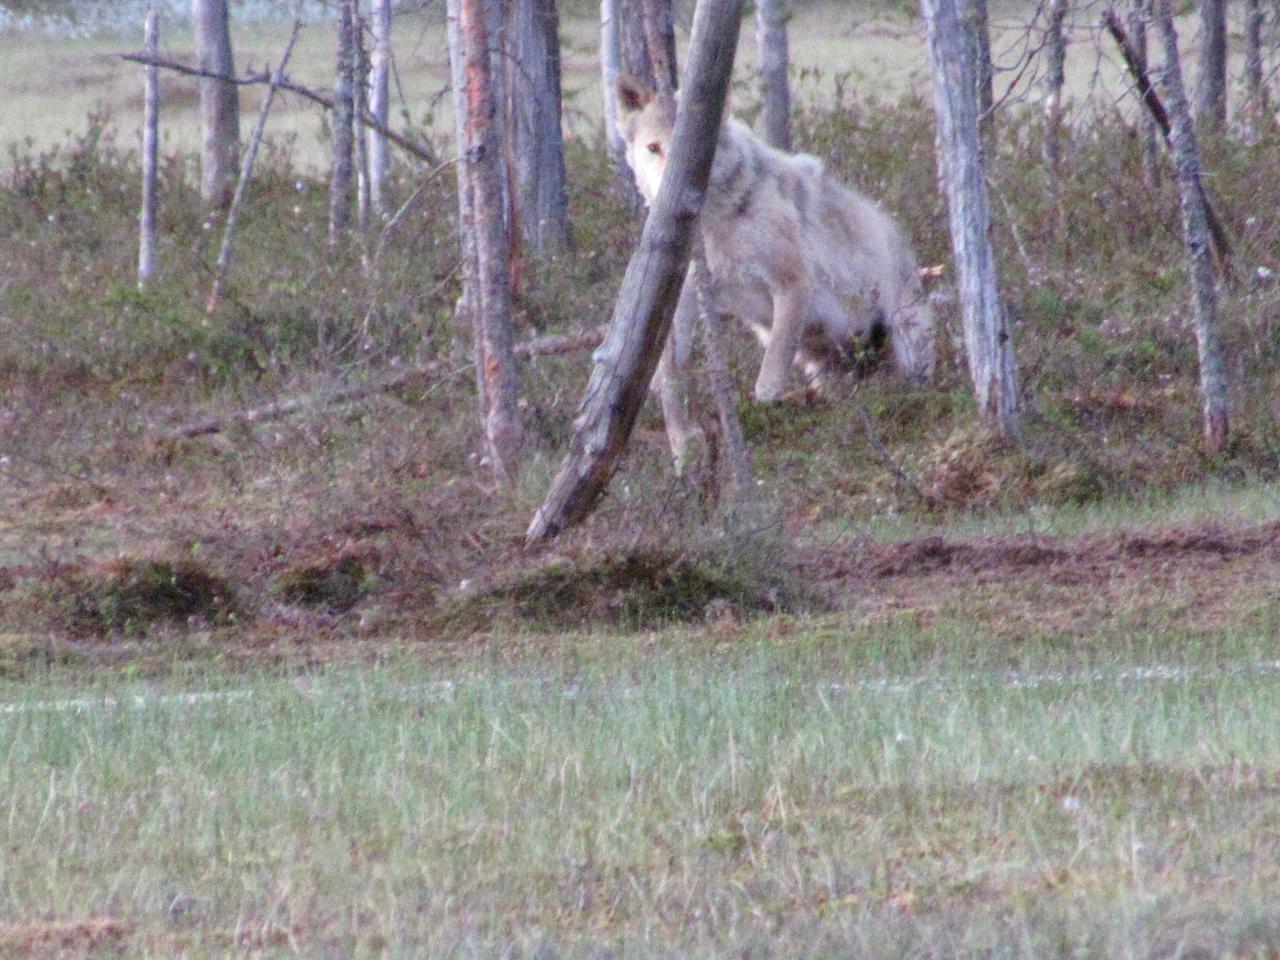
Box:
6;618;1280;957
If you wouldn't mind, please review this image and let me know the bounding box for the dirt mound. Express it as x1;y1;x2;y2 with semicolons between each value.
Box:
821;520;1280;584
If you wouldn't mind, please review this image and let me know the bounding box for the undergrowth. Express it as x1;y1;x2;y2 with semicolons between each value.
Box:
2;93;1280;643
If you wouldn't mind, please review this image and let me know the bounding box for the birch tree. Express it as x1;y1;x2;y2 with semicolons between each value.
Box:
1128;0;1161;186
506;0;573;254
1196;0;1227;130
367;0;392;217
528;0;744;543
138;3;159;290
451;0;523;480
756;0;791;150
1244;0;1269;136
1042;0;1067;228
1153;0;1230;454
922;0;1020;437
963;0;994;142
192;0;239;210
329;0;357;242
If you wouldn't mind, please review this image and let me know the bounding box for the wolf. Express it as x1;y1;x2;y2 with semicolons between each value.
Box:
614;75;935;466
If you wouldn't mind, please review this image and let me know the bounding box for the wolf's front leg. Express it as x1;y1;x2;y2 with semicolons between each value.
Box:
753;275;811;402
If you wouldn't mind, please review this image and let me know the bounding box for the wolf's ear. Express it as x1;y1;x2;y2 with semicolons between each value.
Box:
614;74;652;117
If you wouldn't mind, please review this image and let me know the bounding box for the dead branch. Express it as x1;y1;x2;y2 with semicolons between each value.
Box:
207;20;301;314
119;52;439;165
1102;9;1232;277
156;326;604;442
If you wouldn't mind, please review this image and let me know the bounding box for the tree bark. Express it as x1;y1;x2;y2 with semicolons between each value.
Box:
1128;0;1161;187
922;0;1020;438
962;0;995;143
600;0;642;208
694;257;754;504
755;0;791;150
138;3;159;290
1042;0;1068;231
454;0;524;481
329;0;357;242
367;0;392;217
618;0;677;94
192;0;239;210
506;0;573;254
1195;0;1228;131
352;4;372;232
1244;0;1269;138
527;0;745;544
1153;0;1230;454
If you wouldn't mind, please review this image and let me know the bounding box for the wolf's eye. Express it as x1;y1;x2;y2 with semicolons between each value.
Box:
646;142;662;156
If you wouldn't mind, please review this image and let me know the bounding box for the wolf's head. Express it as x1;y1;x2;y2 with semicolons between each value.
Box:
614;75;678;205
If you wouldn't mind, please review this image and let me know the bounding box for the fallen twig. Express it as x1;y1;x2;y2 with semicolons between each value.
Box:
156;326;605;442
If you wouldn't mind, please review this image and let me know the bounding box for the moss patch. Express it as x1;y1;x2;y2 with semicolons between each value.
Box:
277;554;373;612
442;547;801;633
54;559;237;637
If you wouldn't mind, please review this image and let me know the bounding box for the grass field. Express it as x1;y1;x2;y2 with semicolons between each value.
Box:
7;610;1280;957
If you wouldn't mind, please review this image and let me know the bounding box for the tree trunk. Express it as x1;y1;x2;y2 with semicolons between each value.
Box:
192;0;239;210
367;0;392;218
329;0;357;242
1042;0;1067;231
1153;0;1230;454
1128;0;1161;186
1195;0;1227;131
1243;0;1269;139
755;0;791;150
353;4;372;232
619;0;676;93
601;0;642;209
962;0;995;143
694;256;754;504
527;0;744;543
506;0;573;255
453;0;524;481
922;0;1020;438
138;3;159;290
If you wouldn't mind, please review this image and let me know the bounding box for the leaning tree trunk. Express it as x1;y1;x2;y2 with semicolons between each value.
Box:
329;0;357;242
192;0;239;210
138;2;159;290
1129;0;1161;186
527;0;745;543
1153;0;1230;454
367;0;392;218
1195;0;1227;131
1042;0;1068;232
922;0;1020;438
507;0;573;255
453;0;523;481
756;0;791;150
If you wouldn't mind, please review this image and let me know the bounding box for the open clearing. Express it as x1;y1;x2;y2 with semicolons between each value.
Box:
4;483;1280;957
